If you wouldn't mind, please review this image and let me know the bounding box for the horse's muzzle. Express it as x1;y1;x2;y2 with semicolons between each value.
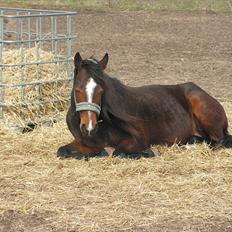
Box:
80;123;98;137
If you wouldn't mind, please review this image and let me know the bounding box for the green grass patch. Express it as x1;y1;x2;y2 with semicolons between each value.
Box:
1;0;232;12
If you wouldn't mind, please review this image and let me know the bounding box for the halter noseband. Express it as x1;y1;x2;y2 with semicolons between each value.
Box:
75;102;101;116
73;90;101;116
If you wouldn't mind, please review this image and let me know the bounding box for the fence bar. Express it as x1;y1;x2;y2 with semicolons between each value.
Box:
35;16;41;99
0;97;71;107
16;11;24;115
19;17;25;103
27;12;31;48
1;35;77;44
0;77;72;88
54;16;57;55
53;16;58;96
0;58;72;67
16;11;20;47
67;15;72;90
51;16;55;53
39;12;42;49
0;10;4;117
0;6;76;17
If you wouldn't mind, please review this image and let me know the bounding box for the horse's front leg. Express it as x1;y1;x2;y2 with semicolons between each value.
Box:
113;137;159;159
57;140;108;160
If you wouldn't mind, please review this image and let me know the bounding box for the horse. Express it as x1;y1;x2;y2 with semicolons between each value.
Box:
57;52;232;159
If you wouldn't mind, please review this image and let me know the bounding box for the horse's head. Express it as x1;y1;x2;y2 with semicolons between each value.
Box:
73;52;108;137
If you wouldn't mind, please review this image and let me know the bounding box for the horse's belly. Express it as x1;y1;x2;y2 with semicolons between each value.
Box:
148;111;193;146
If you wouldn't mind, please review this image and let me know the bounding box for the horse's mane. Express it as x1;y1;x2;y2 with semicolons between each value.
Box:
81;58;145;138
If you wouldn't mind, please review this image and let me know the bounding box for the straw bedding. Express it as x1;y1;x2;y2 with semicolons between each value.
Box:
0;102;231;231
1;46;71;128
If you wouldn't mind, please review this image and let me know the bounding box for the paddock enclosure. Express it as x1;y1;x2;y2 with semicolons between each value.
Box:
0;3;232;232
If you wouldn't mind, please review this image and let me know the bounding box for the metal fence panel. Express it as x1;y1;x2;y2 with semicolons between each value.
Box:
0;7;77;130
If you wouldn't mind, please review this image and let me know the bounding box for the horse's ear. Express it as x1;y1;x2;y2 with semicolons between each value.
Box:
74;52;82;68
99;53;108;70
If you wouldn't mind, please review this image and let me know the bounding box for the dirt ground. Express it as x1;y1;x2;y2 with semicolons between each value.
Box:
73;10;232;102
0;9;232;232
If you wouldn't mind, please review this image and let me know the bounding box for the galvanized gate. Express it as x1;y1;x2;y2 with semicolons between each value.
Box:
0;7;77;129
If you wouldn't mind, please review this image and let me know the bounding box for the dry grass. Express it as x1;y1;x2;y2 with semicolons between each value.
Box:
2;47;70;128
0;102;232;231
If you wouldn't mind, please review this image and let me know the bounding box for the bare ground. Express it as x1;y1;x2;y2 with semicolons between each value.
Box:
73;10;232;101
0;10;232;232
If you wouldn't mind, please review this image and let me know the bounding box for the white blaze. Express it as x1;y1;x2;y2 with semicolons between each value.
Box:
85;78;97;133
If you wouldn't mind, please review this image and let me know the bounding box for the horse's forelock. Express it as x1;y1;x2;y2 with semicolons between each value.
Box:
81;59;103;79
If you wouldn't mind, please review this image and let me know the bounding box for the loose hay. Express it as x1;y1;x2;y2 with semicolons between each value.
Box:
0;103;231;231
1;46;71;128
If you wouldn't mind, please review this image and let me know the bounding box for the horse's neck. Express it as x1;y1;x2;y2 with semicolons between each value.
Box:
106;74;128;94
103;76;141;122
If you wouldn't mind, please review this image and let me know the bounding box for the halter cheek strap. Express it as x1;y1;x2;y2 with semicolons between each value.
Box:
75;102;101;116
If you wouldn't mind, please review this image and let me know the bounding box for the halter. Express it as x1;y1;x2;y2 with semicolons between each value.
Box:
87;58;98;64
73;90;101;116
75;102;101;116
73;61;101;117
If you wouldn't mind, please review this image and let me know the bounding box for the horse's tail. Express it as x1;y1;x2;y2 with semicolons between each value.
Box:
222;129;232;148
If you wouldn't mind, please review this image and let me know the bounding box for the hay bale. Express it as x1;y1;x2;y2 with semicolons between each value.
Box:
1;46;71;128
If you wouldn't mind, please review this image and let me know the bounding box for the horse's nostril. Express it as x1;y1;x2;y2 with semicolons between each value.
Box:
80;123;99;137
80;124;85;129
89;124;98;136
80;124;87;135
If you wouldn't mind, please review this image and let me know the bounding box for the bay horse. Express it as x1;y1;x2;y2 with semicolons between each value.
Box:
57;52;232;159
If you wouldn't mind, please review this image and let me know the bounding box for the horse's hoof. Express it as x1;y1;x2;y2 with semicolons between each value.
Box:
57;146;70;158
57;146;108;160
112;149;158;159
131;149;158;159
57;146;84;160
93;149;109;157
112;150;127;158
141;149;159;157
187;135;205;145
